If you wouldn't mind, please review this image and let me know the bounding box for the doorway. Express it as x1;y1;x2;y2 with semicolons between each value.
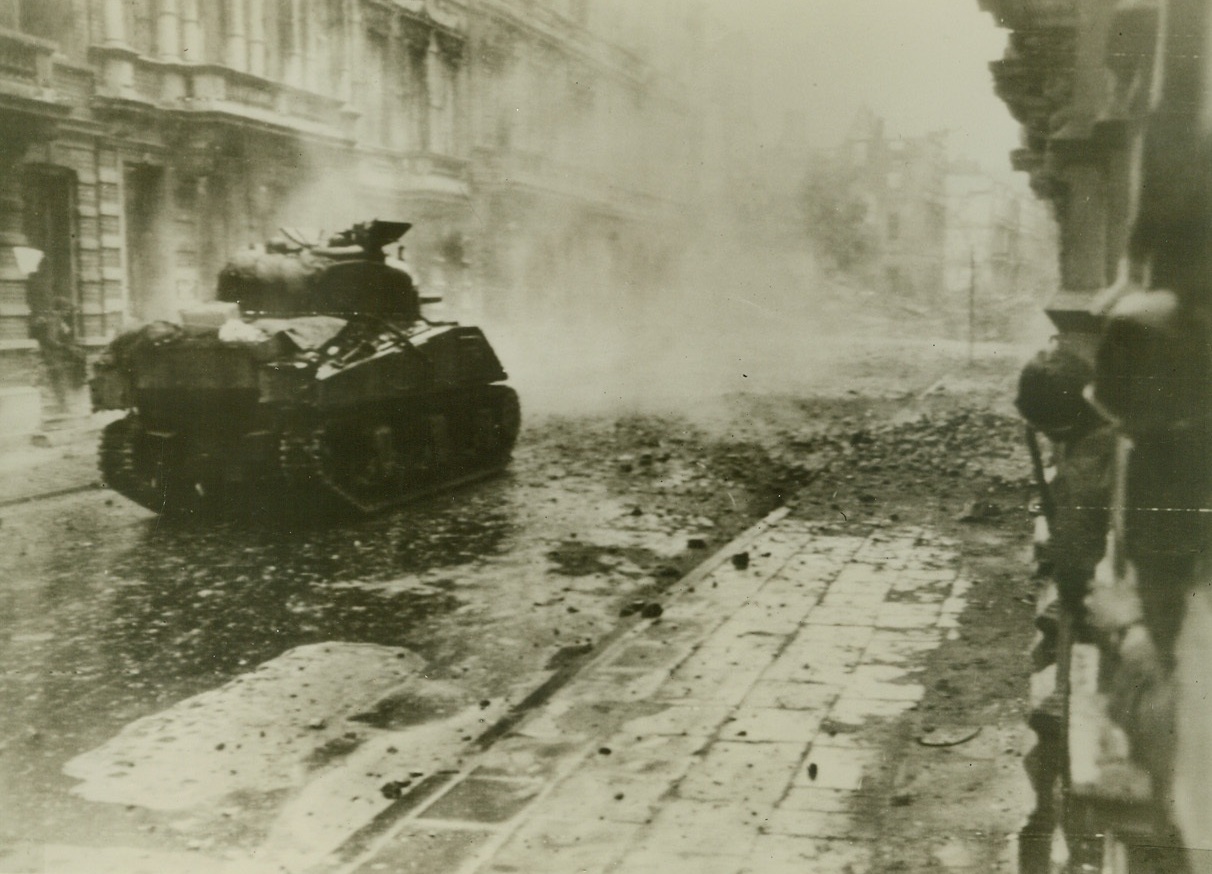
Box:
23;166;76;324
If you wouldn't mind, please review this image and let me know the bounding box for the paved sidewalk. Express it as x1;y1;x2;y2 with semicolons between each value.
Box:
329;510;1002;874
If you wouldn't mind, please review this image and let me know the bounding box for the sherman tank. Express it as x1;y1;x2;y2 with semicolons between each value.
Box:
90;220;519;516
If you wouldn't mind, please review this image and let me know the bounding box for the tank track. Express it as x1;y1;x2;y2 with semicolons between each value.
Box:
100;387;519;517
281;385;521;515
98;415;202;516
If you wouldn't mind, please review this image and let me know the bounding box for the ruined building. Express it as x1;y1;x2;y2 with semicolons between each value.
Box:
812;109;1053;338
841;110;949;306
0;0;705;434
943;161;1057;341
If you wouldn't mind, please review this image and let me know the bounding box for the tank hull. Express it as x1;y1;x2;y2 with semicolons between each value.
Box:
93;315;519;517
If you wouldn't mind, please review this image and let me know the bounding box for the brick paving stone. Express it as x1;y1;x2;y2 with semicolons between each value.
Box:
475;737;586;781
802;602;880;626
777;786;856;813
828;695;918;724
532;768;668;825
416;776;543;824
765;652;864;686
759;807;873;839
743;834;873;874
658;659;764;707
887;582;951;604
351;827;493;874
714;602;809;638
830;562;896;589
743;588;821;617
898;567;960;584
631;799;762;858
694;631;787;666
676;740;805;805
818;587;889;609
571;668;671;706
741;680;840;711
618;702;732;739
788;624;875;652
534;734;704;825
862;629;943;665
605;641;686;670
612;849;747;874
483;817;639;874
875;602;943;629
778;553;845;575
513;699;613;744
588;731;707;777
723;706;824;744
797;745;882;792
848;665;927;703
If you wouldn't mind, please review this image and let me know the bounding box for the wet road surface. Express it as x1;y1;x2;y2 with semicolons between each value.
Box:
0;435;734;866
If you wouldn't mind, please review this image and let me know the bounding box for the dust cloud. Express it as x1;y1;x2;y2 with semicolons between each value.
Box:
259;3;1036;421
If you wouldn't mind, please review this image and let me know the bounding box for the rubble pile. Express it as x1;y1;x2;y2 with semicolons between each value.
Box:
844;410;1026;481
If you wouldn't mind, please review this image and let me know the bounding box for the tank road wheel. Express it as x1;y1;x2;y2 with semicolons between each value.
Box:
310;418;418;515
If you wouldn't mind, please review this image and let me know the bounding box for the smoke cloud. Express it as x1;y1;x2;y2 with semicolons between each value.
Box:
254;3;1038;421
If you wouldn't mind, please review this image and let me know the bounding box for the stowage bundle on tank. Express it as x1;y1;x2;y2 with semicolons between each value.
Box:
91;220;520;517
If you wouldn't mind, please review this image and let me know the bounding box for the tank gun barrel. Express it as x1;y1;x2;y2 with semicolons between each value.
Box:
326;220;412;259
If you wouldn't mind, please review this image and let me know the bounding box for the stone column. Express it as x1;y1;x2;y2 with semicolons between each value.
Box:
101;0;135;95
247;0;266;77
337;0;355;103
157;0;181;61
180;0;203;61
285;0;304;87
102;0;128;47
304;0;321;93
225;0;248;72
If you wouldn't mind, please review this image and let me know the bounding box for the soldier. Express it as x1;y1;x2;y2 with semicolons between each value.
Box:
29;294;85;413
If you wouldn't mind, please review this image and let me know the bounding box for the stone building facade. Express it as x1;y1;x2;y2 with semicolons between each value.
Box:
980;0;1212;868
840;110;949;306
0;0;705;434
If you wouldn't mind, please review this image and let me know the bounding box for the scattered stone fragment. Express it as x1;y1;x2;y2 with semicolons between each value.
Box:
620;601;647;617
688;537;708;549
957;500;1002;522
807;762;819;781
918;725;982;747
306;718;326;730
731;552;750;570
380;779;412;800
640;603;664;620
